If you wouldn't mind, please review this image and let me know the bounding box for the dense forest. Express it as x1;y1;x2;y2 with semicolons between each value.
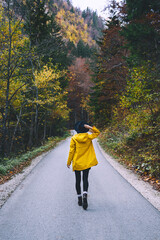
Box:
0;0;160;186
93;0;160;185
0;0;103;158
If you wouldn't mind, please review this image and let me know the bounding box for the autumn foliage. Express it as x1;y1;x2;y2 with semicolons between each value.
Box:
91;13;128;126
0;0;103;158
94;0;160;182
0;1;69;157
1;0;159;185
67;58;94;127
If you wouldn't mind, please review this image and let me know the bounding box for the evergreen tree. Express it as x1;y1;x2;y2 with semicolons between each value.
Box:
24;0;50;45
92;11;98;28
85;44;91;57
67;0;71;7
23;0;69;68
82;10;86;19
126;0;160;20
77;40;91;58
67;40;77;57
77;40;85;57
122;0;160;65
91;2;127;126
70;7;75;13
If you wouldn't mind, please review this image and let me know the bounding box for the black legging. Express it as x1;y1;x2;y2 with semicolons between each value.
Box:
75;168;90;195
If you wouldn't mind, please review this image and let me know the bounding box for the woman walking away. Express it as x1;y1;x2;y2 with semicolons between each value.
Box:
67;121;100;210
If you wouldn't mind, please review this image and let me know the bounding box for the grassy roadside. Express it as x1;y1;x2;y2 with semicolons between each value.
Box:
0;132;70;184
98;128;160;191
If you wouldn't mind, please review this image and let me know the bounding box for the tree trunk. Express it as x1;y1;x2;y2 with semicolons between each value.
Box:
34;87;39;143
0;3;12;156
43;114;47;140
28;108;34;148
10;107;22;152
29;41;39;145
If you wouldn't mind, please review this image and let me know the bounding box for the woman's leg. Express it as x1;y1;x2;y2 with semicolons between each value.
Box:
82;168;90;210
82;168;90;192
75;170;81;195
75;171;82;206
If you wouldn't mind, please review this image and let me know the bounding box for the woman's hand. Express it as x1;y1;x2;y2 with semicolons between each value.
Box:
67;164;70;168
84;124;92;130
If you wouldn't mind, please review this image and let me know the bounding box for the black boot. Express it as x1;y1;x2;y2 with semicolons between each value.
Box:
78;196;82;206
83;193;88;210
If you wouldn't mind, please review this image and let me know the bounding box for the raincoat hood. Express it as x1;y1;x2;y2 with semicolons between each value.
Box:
73;133;89;143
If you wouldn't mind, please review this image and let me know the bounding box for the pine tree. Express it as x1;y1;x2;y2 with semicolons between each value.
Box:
122;0;160;65
23;0;68;67
91;1;127;125
77;40;91;58
24;0;50;45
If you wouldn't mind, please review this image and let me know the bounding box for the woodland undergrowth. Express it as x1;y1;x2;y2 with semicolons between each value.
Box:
0;132;70;184
98;125;160;191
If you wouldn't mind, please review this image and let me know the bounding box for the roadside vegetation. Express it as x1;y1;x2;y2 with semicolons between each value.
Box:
0;0;102;158
87;0;160;190
0;0;102;183
98;126;160;191
1;0;159;189
0;132;70;184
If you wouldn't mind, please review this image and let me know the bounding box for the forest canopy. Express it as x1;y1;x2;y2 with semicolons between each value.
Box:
0;0;159;185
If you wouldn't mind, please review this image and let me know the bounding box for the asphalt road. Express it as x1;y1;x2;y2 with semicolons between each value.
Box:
0;137;160;240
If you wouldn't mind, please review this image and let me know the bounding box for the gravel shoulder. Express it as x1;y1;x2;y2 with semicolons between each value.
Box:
0;151;50;209
0;139;160;211
97;141;160;211
0;139;66;209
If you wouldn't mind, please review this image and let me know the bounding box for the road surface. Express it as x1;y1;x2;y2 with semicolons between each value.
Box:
0;137;160;240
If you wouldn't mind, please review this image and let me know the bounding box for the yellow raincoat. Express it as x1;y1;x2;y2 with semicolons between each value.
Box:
67;126;100;171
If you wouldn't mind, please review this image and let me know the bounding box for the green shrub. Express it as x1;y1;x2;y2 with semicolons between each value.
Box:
99;127;160;180
0;166;7;175
0;133;69;177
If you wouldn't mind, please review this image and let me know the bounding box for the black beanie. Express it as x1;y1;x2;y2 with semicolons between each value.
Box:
74;121;89;133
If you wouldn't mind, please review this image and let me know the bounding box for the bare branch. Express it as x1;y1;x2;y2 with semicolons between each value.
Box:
9;83;26;103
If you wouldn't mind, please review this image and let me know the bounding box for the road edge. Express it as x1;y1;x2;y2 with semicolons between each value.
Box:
0;139;68;209
96;141;160;211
